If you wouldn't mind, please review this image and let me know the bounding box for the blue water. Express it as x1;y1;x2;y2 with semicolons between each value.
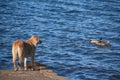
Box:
0;0;120;80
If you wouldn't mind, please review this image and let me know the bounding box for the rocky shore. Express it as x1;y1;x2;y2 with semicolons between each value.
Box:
0;62;68;80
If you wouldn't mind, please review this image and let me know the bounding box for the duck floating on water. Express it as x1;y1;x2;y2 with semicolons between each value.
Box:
90;38;110;46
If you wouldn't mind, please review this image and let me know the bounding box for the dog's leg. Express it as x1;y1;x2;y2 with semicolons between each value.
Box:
31;56;34;71
13;56;17;71
24;58;27;71
18;56;22;71
18;47;23;71
12;47;17;71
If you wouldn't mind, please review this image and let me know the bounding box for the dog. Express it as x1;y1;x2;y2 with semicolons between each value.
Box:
90;38;110;46
12;36;42;71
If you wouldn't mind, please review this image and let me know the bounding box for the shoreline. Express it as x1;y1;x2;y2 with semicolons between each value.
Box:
0;62;68;80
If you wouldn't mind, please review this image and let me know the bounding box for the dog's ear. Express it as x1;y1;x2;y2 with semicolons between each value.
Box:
31;36;36;39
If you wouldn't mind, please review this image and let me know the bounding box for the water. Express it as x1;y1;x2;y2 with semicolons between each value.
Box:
0;0;120;80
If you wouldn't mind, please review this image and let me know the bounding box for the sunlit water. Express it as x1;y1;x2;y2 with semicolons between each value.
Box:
0;0;120;80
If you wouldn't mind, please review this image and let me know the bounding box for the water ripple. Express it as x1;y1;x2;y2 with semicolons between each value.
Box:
0;0;120;80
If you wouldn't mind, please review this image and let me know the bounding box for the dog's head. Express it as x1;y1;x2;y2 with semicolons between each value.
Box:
30;36;42;45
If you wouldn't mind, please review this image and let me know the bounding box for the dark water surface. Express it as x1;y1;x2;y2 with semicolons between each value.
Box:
0;0;120;80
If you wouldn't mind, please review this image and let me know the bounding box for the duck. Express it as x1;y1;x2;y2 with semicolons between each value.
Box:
90;38;110;46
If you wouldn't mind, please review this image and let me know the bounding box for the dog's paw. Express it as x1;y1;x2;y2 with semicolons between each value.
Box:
18;68;22;71
31;68;35;71
14;68;17;72
24;68;27;71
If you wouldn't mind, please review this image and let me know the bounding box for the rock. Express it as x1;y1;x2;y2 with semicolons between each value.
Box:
0;62;68;80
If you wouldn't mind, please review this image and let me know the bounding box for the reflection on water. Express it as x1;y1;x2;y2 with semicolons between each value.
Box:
0;0;120;80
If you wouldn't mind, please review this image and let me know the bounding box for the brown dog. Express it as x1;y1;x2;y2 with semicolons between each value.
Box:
12;36;42;71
